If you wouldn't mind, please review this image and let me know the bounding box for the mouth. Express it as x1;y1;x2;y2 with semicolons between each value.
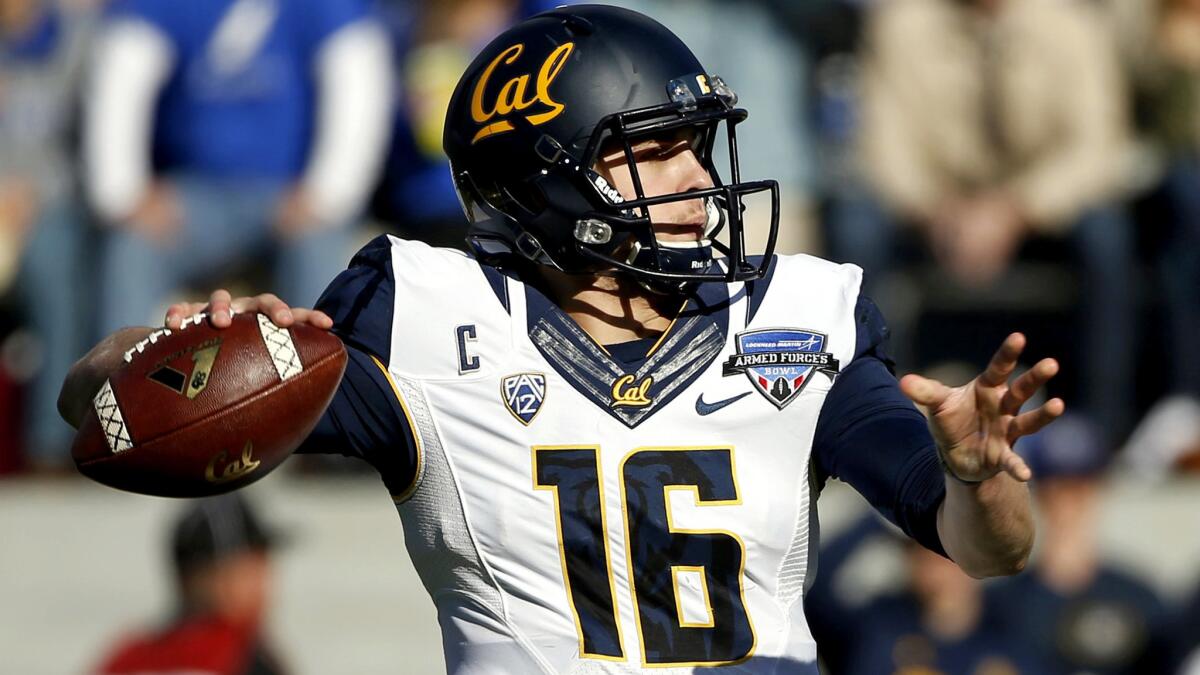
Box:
653;219;707;241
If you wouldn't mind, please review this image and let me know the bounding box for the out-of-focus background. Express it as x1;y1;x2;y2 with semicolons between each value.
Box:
0;0;1198;673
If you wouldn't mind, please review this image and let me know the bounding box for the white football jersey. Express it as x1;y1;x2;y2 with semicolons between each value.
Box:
369;237;862;674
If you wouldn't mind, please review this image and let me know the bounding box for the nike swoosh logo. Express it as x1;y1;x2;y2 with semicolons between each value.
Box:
695;392;753;416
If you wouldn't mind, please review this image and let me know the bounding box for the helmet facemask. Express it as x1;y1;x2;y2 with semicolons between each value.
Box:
561;76;779;292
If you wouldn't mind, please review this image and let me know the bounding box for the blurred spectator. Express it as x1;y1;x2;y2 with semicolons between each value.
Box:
758;0;868;199
988;418;1171;674
606;0;818;256
1;0;92;468
85;0;392;336
1121;393;1200;481
94;494;287;675
1169;581;1200;673
847;544;1050;675
760;0;865;63
841;0;1136;445
1109;0;1200;453
372;0;562;249
805;514;1050;675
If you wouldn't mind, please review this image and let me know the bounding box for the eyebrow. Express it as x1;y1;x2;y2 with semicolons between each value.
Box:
606;134;688;160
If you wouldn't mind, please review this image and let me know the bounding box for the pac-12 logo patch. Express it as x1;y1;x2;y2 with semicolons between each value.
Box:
502;373;546;425
722;329;840;409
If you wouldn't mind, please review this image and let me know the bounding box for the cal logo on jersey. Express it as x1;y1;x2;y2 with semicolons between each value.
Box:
502;373;547;425
723;329;840;409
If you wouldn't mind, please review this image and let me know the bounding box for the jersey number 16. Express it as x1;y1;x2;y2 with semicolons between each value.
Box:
533;446;755;666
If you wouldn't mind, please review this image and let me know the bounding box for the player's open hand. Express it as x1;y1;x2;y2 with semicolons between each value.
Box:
899;333;1064;483
163;289;334;331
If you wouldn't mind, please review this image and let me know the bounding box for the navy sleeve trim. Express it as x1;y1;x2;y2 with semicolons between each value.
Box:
315;234;395;361
296;345;420;497
479;263;511;314
853;295;894;366
365;353;424;501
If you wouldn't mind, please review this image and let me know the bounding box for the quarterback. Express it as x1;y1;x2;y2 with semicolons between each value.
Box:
61;5;1062;673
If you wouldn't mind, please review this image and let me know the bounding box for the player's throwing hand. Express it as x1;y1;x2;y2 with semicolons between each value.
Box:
900;333;1064;483
164;289;333;331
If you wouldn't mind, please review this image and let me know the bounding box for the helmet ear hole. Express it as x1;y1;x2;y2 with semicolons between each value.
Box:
501;183;546;217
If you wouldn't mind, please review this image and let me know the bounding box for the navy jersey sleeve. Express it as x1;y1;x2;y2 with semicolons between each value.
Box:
295;235;419;497
314;234;395;358
811;296;947;556
296;345;419;496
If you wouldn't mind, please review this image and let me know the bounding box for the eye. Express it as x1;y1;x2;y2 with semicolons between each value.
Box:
647;145;674;160
639;139;685;161
626;145;662;164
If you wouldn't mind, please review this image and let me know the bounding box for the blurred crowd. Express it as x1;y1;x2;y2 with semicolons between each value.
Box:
95;494;288;675
0;0;1198;672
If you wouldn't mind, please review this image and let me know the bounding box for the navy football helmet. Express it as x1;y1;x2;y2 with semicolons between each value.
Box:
443;4;779;290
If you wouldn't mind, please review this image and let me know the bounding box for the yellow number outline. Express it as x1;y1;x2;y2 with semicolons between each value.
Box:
532;446;628;661
618;446;757;668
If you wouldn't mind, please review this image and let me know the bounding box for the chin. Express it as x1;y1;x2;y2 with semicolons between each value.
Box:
656;232;705;244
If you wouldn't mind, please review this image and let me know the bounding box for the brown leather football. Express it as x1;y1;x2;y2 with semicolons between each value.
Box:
72;312;347;497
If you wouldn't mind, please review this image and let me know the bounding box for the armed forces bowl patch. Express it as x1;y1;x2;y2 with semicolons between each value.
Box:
723;329;840;409
502;373;546;425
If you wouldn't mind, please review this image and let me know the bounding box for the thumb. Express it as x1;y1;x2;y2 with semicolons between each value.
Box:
900;373;953;409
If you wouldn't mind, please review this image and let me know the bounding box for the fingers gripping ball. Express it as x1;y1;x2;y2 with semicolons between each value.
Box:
72;312;347;497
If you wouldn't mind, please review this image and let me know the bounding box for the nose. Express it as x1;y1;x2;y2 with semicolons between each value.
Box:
645;148;714;234
672;148;714;194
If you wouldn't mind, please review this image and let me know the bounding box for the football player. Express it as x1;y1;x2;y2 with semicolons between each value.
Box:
61;6;1063;672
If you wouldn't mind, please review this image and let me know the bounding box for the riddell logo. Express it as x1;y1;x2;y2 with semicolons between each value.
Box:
470;42;574;144
591;174;625;205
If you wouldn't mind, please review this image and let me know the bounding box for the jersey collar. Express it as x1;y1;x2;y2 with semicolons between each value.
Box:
523;279;733;428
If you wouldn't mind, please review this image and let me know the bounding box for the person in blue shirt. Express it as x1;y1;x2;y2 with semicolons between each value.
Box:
987;417;1172;674
0;0;92;469
806;514;1053;675
1168;580;1200;672
371;0;568;247
84;0;393;337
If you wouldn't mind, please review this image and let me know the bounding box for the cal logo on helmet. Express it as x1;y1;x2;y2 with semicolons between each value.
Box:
470;42;574;144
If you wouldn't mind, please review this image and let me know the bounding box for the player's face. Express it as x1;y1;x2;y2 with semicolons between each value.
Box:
594;129;714;243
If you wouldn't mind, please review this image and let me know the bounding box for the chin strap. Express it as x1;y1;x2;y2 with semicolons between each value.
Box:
625;197;726;277
704;195;724;234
